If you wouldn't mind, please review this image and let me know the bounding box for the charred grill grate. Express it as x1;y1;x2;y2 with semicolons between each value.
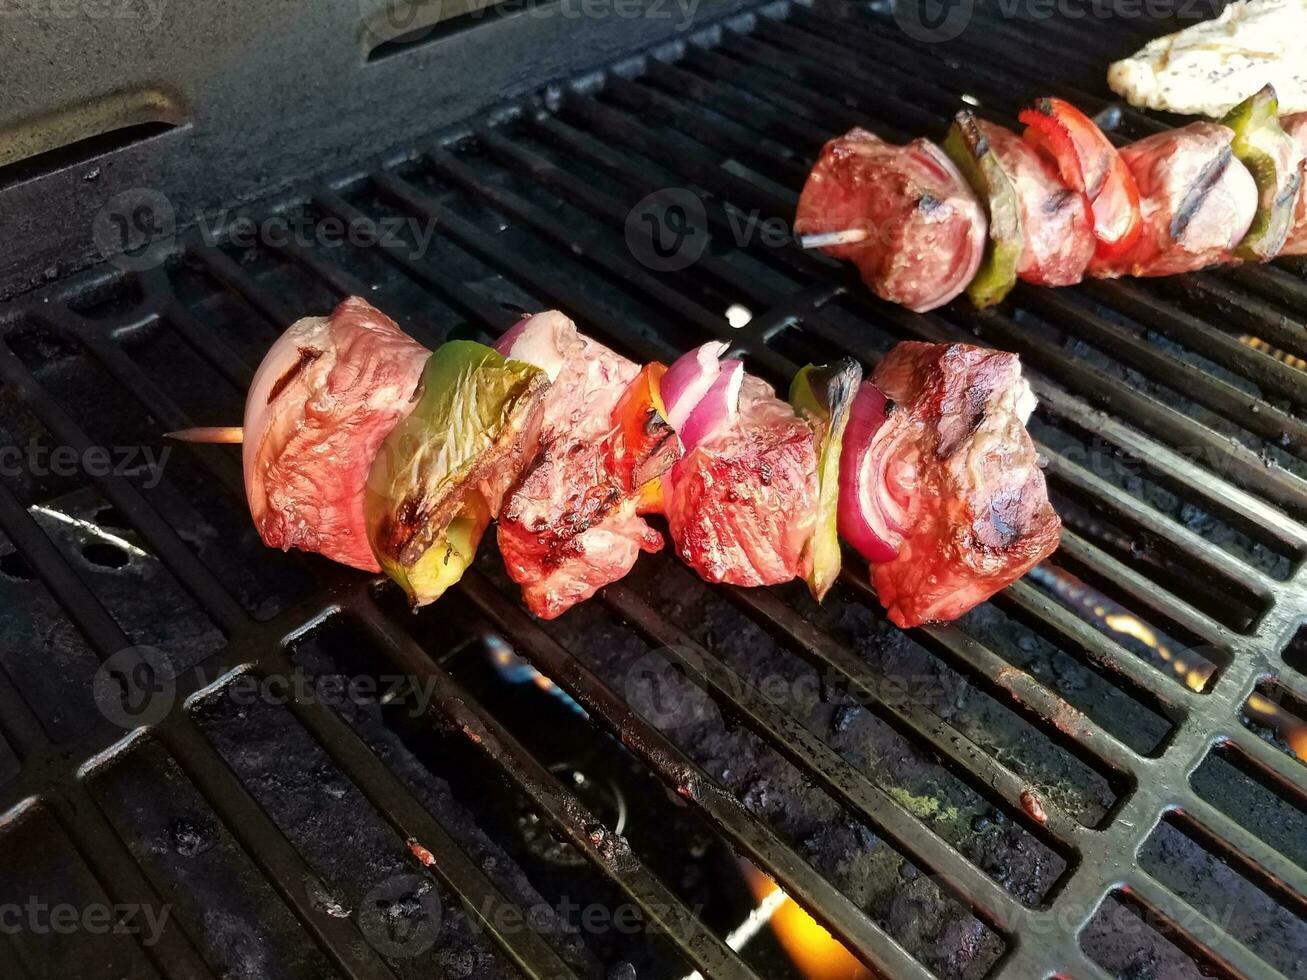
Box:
0;2;1305;979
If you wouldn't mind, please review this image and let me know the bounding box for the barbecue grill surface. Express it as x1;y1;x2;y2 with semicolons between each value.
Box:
1;3;1305;979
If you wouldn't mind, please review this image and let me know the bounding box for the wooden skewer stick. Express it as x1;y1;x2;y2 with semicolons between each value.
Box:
166;426;245;444
797;229;869;249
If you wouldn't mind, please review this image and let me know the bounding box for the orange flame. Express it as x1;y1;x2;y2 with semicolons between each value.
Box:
1032;566;1214;692
1245;694;1307;763
740;862;875;980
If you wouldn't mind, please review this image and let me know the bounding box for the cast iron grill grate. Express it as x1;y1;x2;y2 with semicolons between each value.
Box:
0;3;1304;979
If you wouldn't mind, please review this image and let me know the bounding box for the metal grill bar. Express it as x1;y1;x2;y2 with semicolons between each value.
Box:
599;581;1029;927
1125;874;1278;980
0;467;402;979
1017;287;1307;458
1160;276;1307;364
1043;447;1275;593
1179;799;1307;918
455;572;939;980
258;638;581;980
311;190;515;332
141;268;258;391
348;596;764;980
0;345;247;633
995;581;1196;711
1085;280;1307;408
1225;727;1307;813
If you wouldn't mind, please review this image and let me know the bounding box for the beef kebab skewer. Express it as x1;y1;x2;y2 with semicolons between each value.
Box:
172;296;1059;628
796;85;1307;312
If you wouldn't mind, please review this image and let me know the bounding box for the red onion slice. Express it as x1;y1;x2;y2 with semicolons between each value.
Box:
679;359;743;450
660;341;729;432
493;316;531;355
837;382;906;564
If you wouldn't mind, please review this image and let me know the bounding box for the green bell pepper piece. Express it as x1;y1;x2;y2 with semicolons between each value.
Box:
790;358;862;602
1222;84;1301;261
943;110;1023;308
365;340;548;607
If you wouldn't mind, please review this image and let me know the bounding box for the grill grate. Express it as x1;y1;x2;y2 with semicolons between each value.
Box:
1;3;1305;979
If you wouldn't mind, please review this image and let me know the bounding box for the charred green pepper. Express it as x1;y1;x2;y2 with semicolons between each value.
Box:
790;358;862;602
943;110;1024;308
1222;84;1302;261
365;340;549;606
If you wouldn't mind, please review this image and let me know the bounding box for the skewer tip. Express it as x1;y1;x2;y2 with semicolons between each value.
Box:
166;426;245;444
798;229;870;249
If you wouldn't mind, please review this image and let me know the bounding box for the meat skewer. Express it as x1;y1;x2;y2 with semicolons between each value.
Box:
171;295;1059;628
167;426;245;443
798;85;1307;311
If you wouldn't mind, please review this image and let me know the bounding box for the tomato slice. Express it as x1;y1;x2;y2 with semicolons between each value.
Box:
1019;97;1141;261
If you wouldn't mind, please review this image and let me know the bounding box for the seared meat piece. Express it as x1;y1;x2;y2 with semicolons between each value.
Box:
867;343;1060;627
1282;112;1307;255
498;314;675;619
1092;122;1257;278
795;128;987;312
243;297;428;571
499;439;665;618
976;119;1096;286
665;375;819;586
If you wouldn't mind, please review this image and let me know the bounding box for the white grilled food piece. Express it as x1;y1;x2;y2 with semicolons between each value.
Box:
1108;0;1307;118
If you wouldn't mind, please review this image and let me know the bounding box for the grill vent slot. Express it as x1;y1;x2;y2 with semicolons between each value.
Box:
362;0;517;62
0;91;185;191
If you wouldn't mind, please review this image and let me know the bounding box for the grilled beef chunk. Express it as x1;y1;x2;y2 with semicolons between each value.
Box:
242;297;429;572
975;120;1096;286
665;375;819;587
1282;112;1307;255
1091;122;1257;278
795;128;987;312
498;314;674;619
866;343;1061;628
